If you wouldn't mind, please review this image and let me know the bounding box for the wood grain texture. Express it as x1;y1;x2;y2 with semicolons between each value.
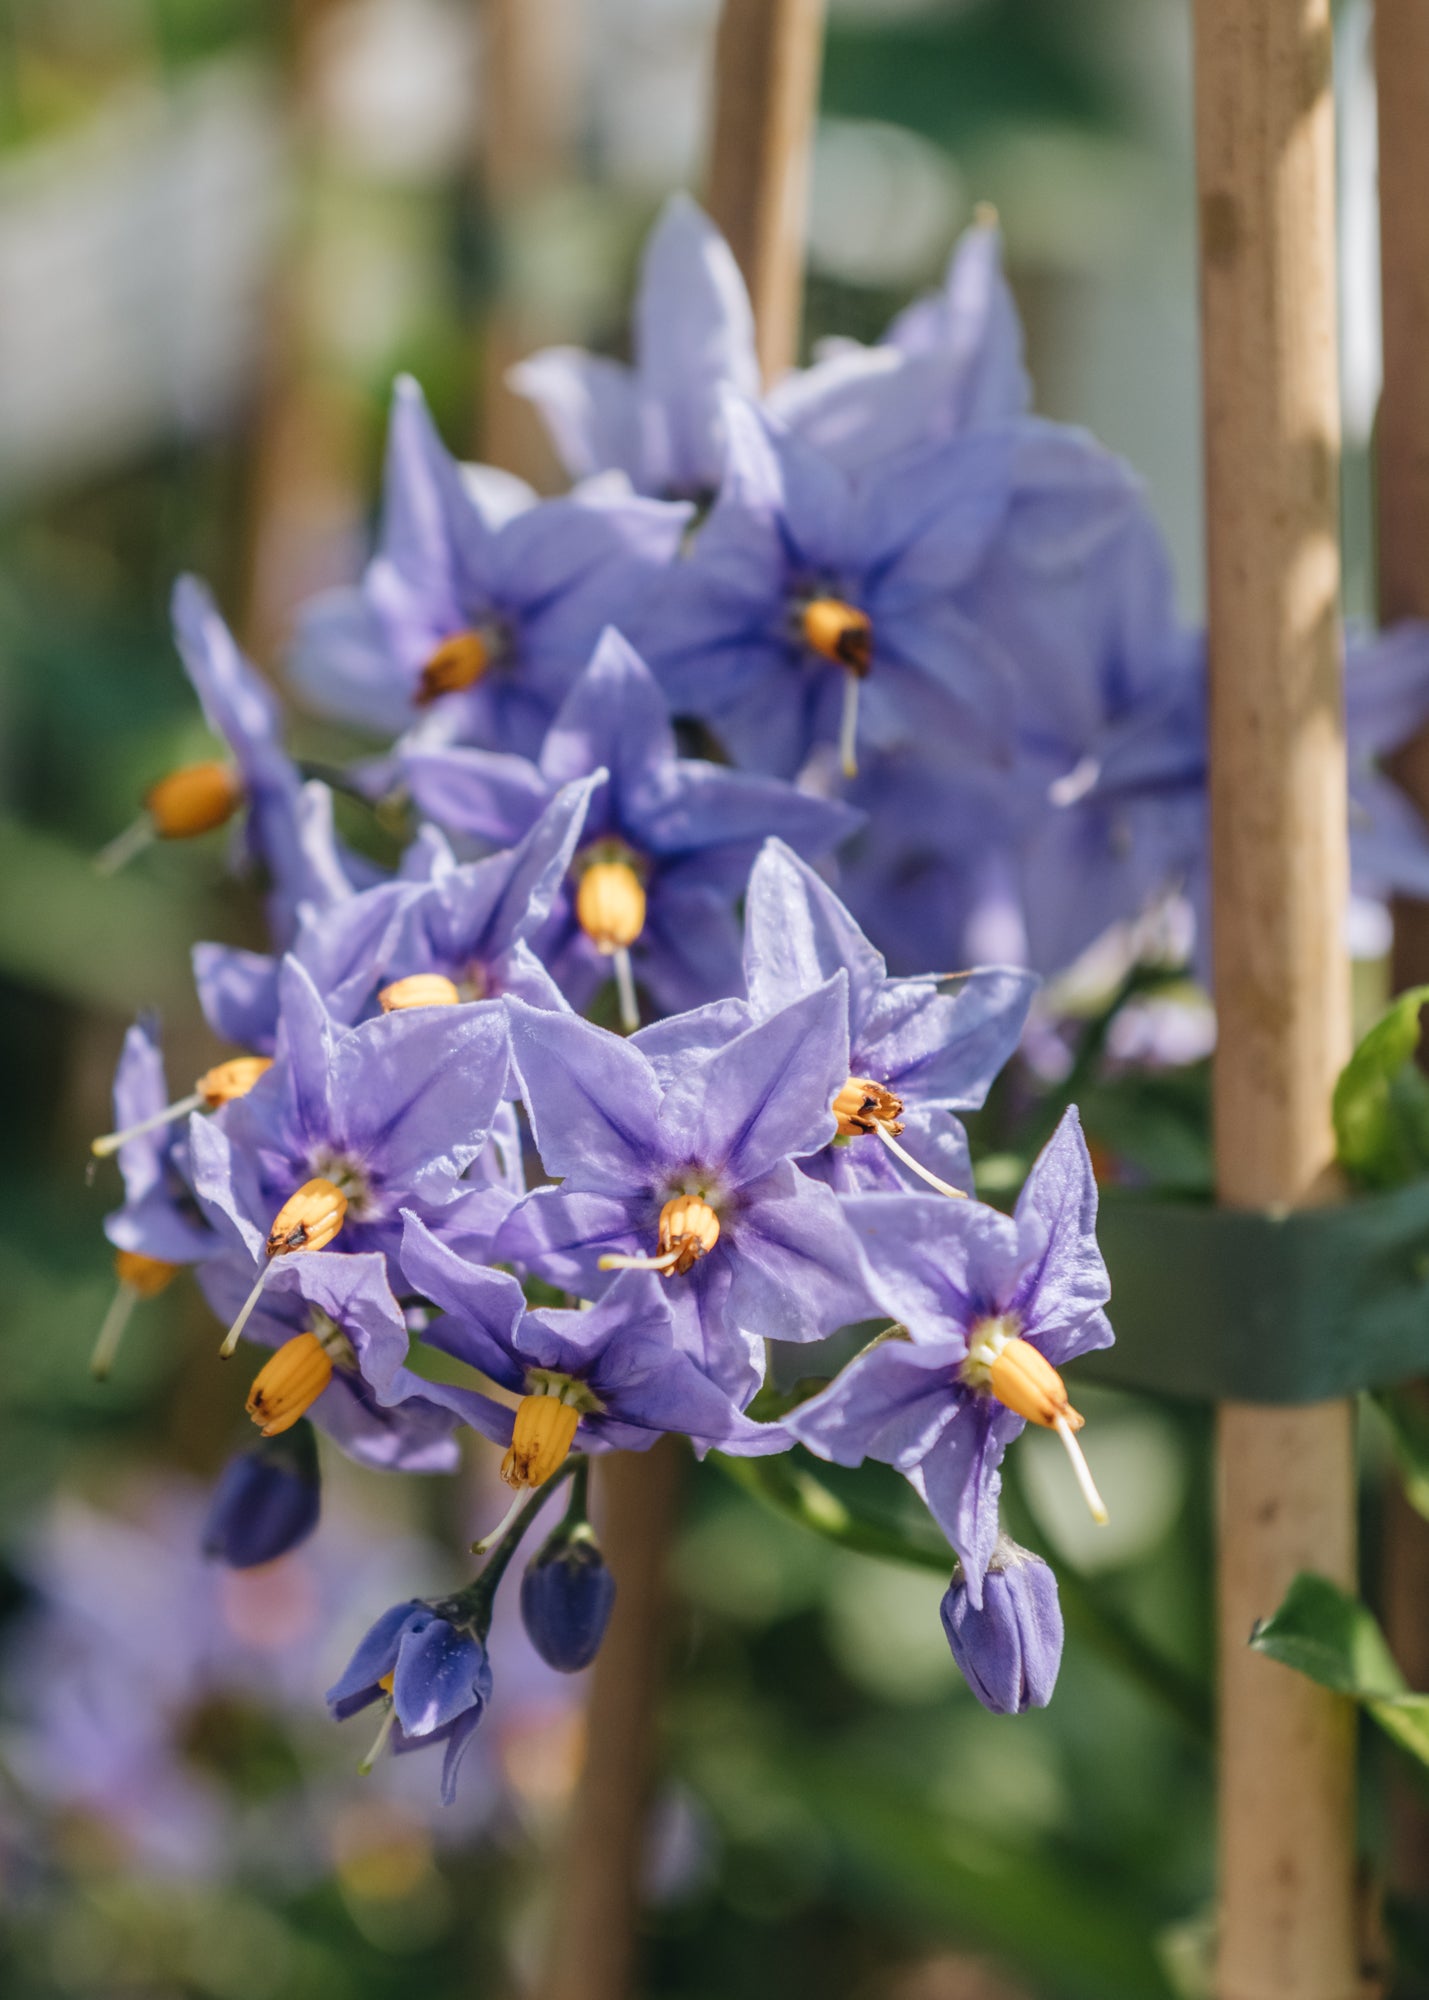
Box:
706;0;826;382
1194;2;1362;1995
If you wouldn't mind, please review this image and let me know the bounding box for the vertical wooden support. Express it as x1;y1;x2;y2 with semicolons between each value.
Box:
1194;4;1361;1998
1374;0;1429;1903
706;0;826;383
536;8;825;1995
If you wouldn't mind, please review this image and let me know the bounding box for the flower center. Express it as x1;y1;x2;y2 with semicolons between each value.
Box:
597;1189;722;1279
501;1374;599;1489
962;1316;1108;1526
574;844;648;954
832;1076;905;1138
305;1154;375;1222
800;596;872;677
415;628;494;706
378;973;461;1013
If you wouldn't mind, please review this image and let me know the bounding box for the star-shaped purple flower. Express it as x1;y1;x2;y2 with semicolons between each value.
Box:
327;1599;493;1805
494;981;878;1403
744;838;1035;1194
508;192;760;501
638;395;1019;779
404;628;859;1019
199;1249;462;1473
398;1215;789;1458
289;375;689;755
786;1109;1113;1604
187;956;515;1283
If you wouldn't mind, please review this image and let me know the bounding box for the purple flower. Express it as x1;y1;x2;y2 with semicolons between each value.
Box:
327;1600;493;1805
399;1213;790;1460
941;1537;1063;1714
786;1108;1112;1604
639;397;1019;779
767;213;1030;473
172;576;360;943
405;629;859;1019
198;1248;463;1472
520;1528;616;1673
744;838;1035;1193
509;192;759;500
102;1021;217;1266
289;376;689;754
192;775;597;1051
494;982;878;1403
187;956;515;1283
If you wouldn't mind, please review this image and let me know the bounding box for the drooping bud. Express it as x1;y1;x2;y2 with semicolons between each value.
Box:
801;597;873;677
246;1332;335;1437
501;1394;582;1490
378;974;461;1013
832;1076;905;1138
266;1178;348;1259
520;1523;616;1673
941;1538;1063;1715
196;1056;273;1107
416;630;489;706
146;761;245;839
576;859;647;954
202;1419;321;1568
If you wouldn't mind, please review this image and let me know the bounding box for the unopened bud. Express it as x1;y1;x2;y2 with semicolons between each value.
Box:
114;1249;180;1298
196;1056;272;1107
416;630;489;706
203;1420;321;1568
576;859;647;954
802;597;872;677
832;1076;905;1138
658;1193;720;1275
501;1393;581;1490
146;761;244;839
378;974;461;1013
521;1526;616;1673
246;1332;334;1437
941;1538;1063;1714
266;1179;347;1259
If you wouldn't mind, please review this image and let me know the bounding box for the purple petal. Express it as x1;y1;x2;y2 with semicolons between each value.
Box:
1008;1106;1113;1366
504;1000;665;1188
392;1618;492;1737
785;1335;964;1469
910;1403;1021;1608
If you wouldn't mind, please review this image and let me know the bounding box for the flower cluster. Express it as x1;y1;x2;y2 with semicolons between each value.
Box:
88;195;1429;1787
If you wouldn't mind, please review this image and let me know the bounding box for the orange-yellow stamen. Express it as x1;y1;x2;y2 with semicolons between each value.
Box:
832;1076;905;1138
246;1331;335;1436
378;974;461;1013
197;1056;273;1107
802;597;872;676
501;1394;581;1490
266;1178;348;1259
91;1250;182;1382
963;1317;1107;1525
416;630;489;706
576;860;647;954
114;1249;181;1299
146;761;245;839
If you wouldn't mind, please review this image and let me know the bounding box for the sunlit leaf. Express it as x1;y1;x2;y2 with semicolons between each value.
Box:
1251;1571;1429;1767
1333;986;1429;1189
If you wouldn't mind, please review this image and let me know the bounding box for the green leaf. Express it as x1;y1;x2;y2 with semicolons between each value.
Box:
1372;1387;1429;1524
1250;1571;1429;1767
1333;986;1429;1189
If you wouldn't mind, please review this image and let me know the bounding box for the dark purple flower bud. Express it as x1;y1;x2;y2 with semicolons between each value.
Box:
202;1421;320;1569
520;1526;616;1673
940;1539;1063;1715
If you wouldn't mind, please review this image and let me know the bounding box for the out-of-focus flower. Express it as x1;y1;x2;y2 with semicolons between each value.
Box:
290;375;689;752
787;1109;1112;1604
940;1535;1063;1714
202;1421;323;1569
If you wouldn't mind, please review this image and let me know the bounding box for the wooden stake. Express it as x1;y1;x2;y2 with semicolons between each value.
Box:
706;0;826;383
1195;4;1361;1997
540;1443;681;2000
1374;0;1429;1907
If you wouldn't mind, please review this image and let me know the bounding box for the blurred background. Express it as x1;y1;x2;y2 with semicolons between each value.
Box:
0;1;1390;1995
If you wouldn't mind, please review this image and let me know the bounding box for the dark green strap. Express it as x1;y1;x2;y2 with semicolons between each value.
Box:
1081;1182;1429;1404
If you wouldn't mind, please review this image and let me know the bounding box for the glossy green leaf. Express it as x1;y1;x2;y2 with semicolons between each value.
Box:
1250;1571;1429;1766
1333;985;1429;1189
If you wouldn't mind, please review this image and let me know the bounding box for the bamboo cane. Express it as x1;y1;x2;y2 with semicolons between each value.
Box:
1194;4;1362;1997
536;8;825;1995
1373;0;1429;1907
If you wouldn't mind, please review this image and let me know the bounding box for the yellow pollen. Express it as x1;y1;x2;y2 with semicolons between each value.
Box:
246;1331;334;1436
658;1193;721;1274
832;1076;905;1138
416;630;490;706
113;1249;180;1299
145;760;245;839
378;974;461;1013
802;597;872;677
266;1179;347;1259
378;1670;395;1695
501;1394;581;1490
576;860;647;953
197;1056;273;1107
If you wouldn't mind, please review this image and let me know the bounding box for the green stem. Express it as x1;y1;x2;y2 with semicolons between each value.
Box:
443;1460;579;1635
